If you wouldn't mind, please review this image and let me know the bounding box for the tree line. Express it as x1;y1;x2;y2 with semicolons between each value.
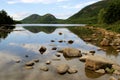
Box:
0;10;15;25
98;0;120;24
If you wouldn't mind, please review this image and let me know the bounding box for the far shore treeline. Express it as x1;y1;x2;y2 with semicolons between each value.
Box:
0;10;21;26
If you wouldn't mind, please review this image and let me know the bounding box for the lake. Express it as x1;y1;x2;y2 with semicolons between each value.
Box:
0;24;120;80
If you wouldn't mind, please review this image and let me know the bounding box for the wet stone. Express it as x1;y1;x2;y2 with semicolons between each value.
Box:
52;47;57;50
68;40;74;44
56;64;69;74
51;40;55;42
59;32;62;35
25;66;33;69
25;61;35;66
39;46;47;54
15;60;20;63
45;60;51;65
68;68;78;74
34;59;39;63
40;65;49;71
55;53;61;57
58;40;63;43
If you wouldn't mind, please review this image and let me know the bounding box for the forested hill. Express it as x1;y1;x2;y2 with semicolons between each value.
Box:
21;14;63;24
67;0;109;24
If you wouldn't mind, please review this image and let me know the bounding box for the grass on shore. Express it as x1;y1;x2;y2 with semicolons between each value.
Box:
90;23;120;33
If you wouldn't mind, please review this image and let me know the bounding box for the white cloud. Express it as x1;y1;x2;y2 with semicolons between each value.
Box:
7;0;68;4
10;12;30;20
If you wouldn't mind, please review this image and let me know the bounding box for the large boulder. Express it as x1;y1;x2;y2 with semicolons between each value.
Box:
85;55;115;71
56;64;69;74
59;47;82;58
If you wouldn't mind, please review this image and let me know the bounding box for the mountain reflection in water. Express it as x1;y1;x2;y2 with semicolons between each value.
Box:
0;24;120;80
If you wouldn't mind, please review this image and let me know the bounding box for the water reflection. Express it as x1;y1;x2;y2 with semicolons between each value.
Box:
0;25;120;80
0;26;15;40
24;26;57;33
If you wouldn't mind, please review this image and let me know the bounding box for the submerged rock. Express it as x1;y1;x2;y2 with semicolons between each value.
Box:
39;46;47;54
59;32;62;35
60;47;82;58
40;65;49;71
25;61;34;66
85;55;115;71
68;40;74;44
56;64;69;74
33;59;39;63
45;60;51;65
52;47;57;50
25;66;33;69
68;68;78;74
15;60;21;63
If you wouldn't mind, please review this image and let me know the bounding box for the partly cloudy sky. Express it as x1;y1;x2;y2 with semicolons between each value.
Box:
0;0;101;20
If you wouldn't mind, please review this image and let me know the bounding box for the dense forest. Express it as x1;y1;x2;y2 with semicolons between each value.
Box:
0;10;15;25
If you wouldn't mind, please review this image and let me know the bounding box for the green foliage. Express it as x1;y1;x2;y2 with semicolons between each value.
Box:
103;0;120;24
98;9;106;24
0;10;14;25
68;0;109;24
22;14;64;24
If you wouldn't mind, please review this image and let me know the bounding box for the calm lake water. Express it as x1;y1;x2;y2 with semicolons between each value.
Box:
0;24;120;80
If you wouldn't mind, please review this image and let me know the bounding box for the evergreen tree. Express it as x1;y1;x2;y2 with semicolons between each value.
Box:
0;10;14;25
103;0;120;24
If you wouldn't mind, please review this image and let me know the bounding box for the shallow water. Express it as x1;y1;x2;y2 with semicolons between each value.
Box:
0;24;120;80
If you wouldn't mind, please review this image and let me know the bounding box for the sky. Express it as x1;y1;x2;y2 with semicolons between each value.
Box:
0;0;101;20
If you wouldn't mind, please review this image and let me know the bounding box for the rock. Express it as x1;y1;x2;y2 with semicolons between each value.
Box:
58;40;63;43
68;68;78;74
116;46;120;49
25;61;34;66
112;65;120;71
89;50;95;54
39;46;47;54
52;47;57;50
118;78;120;80
34;59;39;63
68;40;74;44
112;38;120;46
113;70;120;75
55;53;61;57
89;50;95;55
85;55;114;71
79;55;90;62
51;40;55;42
105;67;114;73
60;47;82;58
59;32;62;35
109;76;117;80
100;38;110;46
25;55;28;58
40;65;49;71
56;64;69;74
84;38;92;42
95;69;105;74
45;60;51;65
116;50;120;52
25;66;33;69
52;56;61;61
15;60;20;63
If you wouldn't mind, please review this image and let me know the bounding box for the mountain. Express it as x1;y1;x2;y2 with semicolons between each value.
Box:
67;0;109;24
22;0;109;24
22;13;63;24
